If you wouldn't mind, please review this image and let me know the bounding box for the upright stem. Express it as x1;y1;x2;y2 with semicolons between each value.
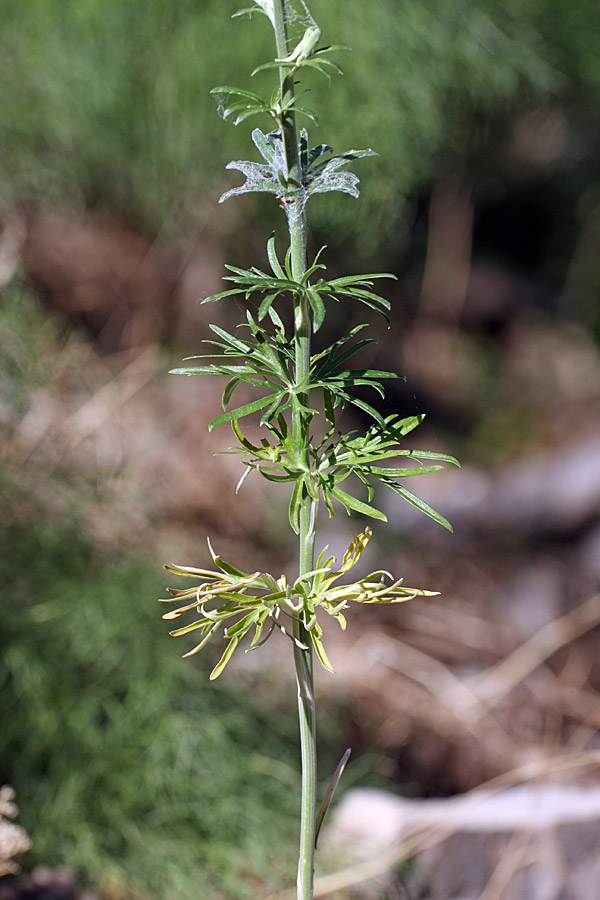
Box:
272;4;317;898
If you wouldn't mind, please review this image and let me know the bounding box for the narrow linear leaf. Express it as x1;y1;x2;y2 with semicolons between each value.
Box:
211;85;266;102
230;107;268;125
212;555;250;579
267;232;285;279
368;465;443;478
307;288;325;332
389;483;453;532
181;624;220;658
288;476;304;534
329;485;387;522
226;610;260;638
294;105;319;123
222;378;241;409
389;414;425;437
169;620;211;638
209;394;278;431
347;396;385;427
400;449;461;466
259;470;297;483
311;631;335;672
258;293;278;321
210;636;241;680
315;748;352;847
323;388;335;427
251;60;283;76
170;366;217;376
201;288;245;304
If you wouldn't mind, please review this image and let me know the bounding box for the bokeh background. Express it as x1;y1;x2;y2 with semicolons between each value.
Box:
3;0;600;897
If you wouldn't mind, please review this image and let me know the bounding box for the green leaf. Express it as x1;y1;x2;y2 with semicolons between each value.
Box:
404;450;460;466
201;288;245;304
390;414;425;437
170;366;215;376
329;485;387;522
307;288;325;332
288;476;304;534
258;292;278;321
231;419;261;453
260;392;288;425
304;474;319;502
322;485;335;518
225;610;260;638
268;305;285;332
326;273;393;289
302;57;343;77
316;340;374;376
368;465;443;477
222;377;240;409
250;612;274;648
315;44;350;54
294;105;319;123
209;324;248;352
212;555;249;579
267;232;285;279
323;389;335;427
211;85;266;102
209;394;279;431
228;106;268;126
250;61;282;77
346;396;385;427
259;470;296;483
262;573;281;594
388;483;453;532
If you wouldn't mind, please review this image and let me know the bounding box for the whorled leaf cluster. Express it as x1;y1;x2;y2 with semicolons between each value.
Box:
161;529;436;678
172;233;458;532
218;129;375;206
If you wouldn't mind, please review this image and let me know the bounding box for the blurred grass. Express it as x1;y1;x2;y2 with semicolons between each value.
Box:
0;283;324;900
0;501;311;899
3;0;594;259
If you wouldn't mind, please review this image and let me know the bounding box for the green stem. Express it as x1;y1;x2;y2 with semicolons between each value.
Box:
272;4;316;899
